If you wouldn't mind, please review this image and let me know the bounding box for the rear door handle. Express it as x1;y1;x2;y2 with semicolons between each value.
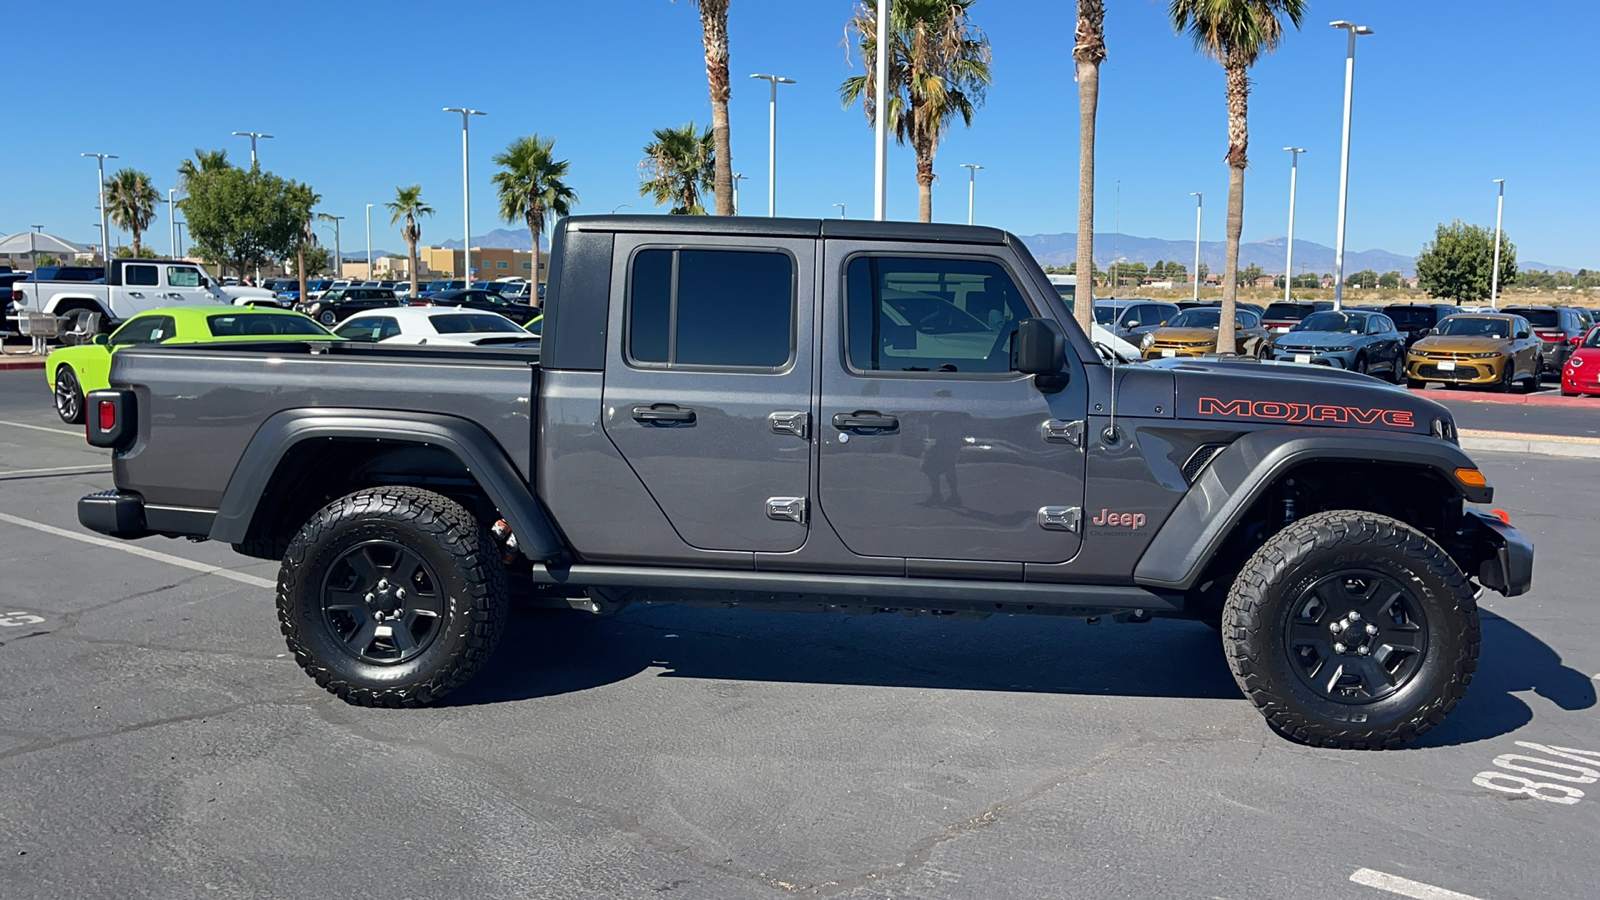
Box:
631;404;696;426
832;411;899;433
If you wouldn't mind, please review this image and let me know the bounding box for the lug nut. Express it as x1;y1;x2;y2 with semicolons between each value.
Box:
1366;624;1379;636
396;588;406;600
1330;622;1342;633
364;593;375;603
1348;611;1361;621
1334;642;1347;654
1357;645;1371;656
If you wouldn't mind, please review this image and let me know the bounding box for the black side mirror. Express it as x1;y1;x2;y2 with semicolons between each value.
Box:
1016;317;1066;375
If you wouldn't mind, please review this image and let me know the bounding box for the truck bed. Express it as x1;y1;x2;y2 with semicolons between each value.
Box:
108;341;540;513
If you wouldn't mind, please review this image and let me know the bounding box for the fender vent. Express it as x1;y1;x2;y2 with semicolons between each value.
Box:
1182;444;1229;484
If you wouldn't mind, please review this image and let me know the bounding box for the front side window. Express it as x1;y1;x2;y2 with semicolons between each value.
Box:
627;248;794;368
845;256;1033;375
110;315;172;346
167;267;202;288
125;265;159;286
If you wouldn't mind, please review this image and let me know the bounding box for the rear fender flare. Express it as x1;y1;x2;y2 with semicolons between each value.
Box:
208;408;562;561
1133;427;1484;591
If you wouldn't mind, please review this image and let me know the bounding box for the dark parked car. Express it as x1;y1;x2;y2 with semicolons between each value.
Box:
1502;306;1593;376
420;279;465;299
296;287;400;325
1261;300;1336;334
1093;298;1179;345
423;288;539;325
1268;310;1405;381
32;265;106;283
1383;304;1462;350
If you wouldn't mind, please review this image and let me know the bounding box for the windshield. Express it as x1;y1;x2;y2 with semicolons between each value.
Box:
1168;308;1222;328
1435;317;1510;339
1263;303;1312;321
206;313;334;337
1508;308;1560;328
1294;311;1369;333
429;313;523;334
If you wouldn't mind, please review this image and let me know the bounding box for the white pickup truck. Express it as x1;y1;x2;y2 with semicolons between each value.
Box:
11;259;277;331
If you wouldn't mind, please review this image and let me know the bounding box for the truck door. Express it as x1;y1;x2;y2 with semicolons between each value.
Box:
816;244;1089;564
119;263;168;315
600;235;815;553
164;264;212;305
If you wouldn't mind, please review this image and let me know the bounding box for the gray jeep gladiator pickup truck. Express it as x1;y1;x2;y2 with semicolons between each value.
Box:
77;216;1532;748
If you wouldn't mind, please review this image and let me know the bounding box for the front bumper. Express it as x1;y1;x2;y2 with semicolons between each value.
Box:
1407;354;1505;385
1455;509;1535;597
1270;349;1356;369
1562;364;1600;395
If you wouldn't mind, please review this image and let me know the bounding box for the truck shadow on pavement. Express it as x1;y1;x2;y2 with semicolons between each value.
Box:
447;605;1594;749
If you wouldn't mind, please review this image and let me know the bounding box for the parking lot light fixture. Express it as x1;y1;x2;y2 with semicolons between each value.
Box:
365;204;374;281
732;173;747;215
1190;192;1203;302
1491;179;1506;308
443;108;487;281
749;75;795;216
960;164;984;225
834;203;846;219
325;215;345;279
874;0;890;220
1330;21;1373;311
1283;148;1305;301
230;131;273;167
82;152;117;276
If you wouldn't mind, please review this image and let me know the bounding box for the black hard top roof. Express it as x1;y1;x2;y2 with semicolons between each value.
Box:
563;214;1011;246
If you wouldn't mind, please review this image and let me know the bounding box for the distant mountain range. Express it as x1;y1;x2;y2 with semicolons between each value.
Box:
438;228;549;252
1020;232;1421;279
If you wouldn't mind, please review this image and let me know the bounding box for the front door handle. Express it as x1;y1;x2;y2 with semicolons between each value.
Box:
832;411;899;433
631;404;696;426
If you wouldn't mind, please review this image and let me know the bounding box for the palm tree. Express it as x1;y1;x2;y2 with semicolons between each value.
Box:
286;182;321;288
1170;0;1306;351
384;185;435;301
686;0;734;214
105;168;160;257
491;136;578;286
1073;1;1107;335
177;148;231;190
841;0;991;223
639;124;715;215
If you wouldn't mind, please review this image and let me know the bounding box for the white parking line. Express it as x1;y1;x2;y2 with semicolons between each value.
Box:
0;511;276;589
0;464;111;477
1350;868;1485;900
0;419;81;438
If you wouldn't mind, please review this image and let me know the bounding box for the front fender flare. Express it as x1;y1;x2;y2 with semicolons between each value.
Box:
207;408;562;561
1133;427;1485;591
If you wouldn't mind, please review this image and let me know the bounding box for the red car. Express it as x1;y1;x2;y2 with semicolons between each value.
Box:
1561;325;1600;396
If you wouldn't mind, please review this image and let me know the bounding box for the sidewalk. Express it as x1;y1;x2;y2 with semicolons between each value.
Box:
1459;428;1600;460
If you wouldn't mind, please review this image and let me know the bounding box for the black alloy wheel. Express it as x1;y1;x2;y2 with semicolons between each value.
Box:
1282;571;1428;704
54;365;84;424
320;541;445;665
1352;353;1369;376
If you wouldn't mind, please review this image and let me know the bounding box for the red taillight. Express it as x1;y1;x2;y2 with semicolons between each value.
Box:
1537;331;1561;342
98;400;116;432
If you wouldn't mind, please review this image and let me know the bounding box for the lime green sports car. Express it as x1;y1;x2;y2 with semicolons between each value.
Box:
48;306;338;423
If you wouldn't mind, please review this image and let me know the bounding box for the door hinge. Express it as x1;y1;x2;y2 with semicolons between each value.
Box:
766;496;808;524
1041;419;1084;446
769;411;810;439
1037;506;1081;533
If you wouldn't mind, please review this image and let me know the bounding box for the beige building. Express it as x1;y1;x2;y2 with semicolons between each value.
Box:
420;246;548;282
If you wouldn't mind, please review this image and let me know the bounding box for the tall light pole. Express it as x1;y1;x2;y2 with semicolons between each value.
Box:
1283;147;1305;301
1330;21;1373;311
167;189;180;258
443;107;487;282
1491;179;1506;308
174;222;186;258
749;74;795;216
959;163;984;225
873;0;890;220
325;214;345;279
231;131;273;167
365;204;374;281
732;173;747;215
833;203;846;219
1190;192;1203;303
82;152;117;275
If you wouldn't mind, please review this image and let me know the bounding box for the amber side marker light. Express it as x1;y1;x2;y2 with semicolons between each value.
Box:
1491;509;1512;524
1455;467;1488;488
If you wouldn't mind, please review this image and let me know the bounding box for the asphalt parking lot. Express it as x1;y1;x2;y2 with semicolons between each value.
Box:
2;368;1597;900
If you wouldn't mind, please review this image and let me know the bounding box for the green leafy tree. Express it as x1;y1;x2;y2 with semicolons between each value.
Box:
177;148;232;190
385;185;435;300
113;245;160;259
179;166;307;278
1346;269;1380;289
493;135;578;282
842;0;992;223
105;168;161;257
681;0;734;214
1415;219;1518;302
1170;0;1307;350
640;123;714;215
1236;263;1264;285
1378;270;1402;289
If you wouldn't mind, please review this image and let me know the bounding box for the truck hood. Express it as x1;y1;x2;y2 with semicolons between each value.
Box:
1151;356;1452;436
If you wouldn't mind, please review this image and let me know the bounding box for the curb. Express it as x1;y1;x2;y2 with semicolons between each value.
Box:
0;357;45;371
1460;429;1600;460
1414;387;1599;408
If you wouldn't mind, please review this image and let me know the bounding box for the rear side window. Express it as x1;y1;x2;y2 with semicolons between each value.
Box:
125;265;159;286
430;313;523;334
627;248;794;369
207;313;330;337
1510;308;1559;328
844;256;1034;375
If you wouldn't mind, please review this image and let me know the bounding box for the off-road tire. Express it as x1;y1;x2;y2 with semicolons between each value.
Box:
53;364;84;424
277;487;507;707
1222;509;1479;749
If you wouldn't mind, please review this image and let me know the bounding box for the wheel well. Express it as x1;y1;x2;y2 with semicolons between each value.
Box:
233;439;500;559
1190;460;1463;613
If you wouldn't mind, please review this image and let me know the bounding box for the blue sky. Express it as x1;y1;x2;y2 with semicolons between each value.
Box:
2;0;1595;268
